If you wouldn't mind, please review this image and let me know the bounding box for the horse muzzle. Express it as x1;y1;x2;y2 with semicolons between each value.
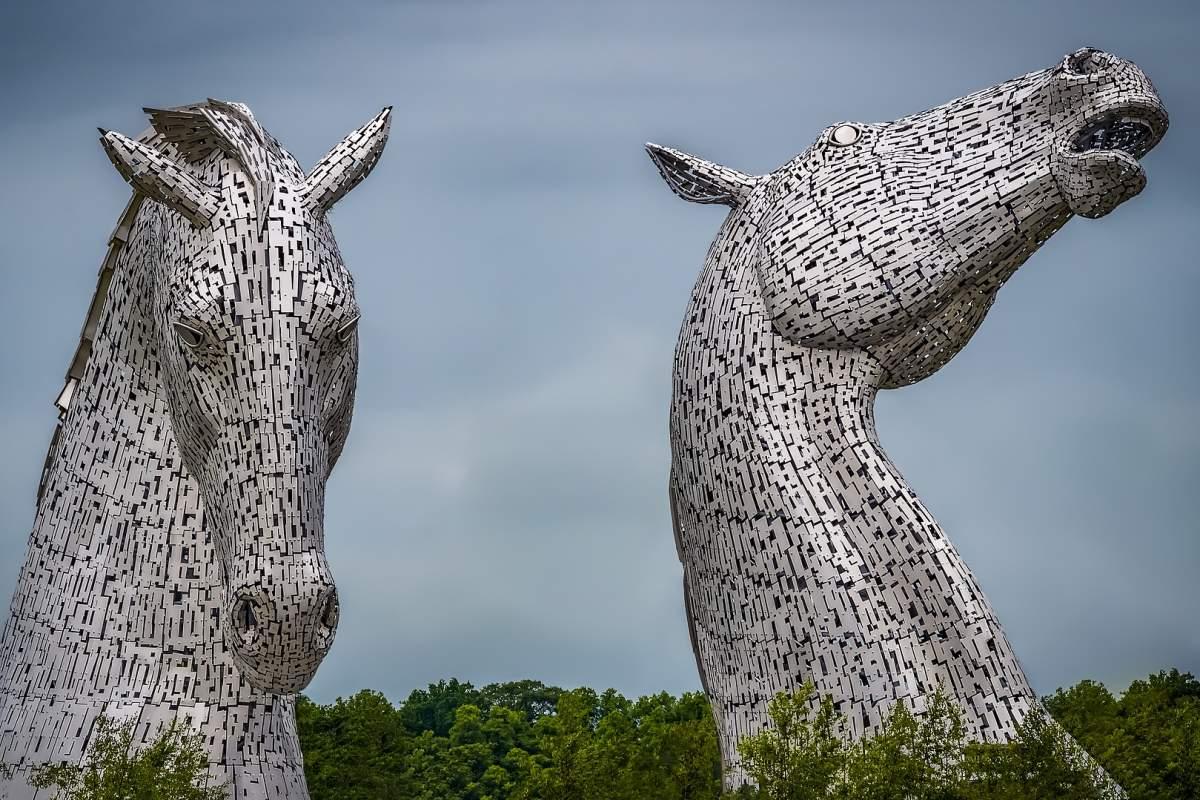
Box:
1050;48;1168;219
223;559;340;693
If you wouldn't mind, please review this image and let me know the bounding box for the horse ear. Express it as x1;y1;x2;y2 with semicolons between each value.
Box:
99;130;220;228
645;143;756;207
301;106;391;213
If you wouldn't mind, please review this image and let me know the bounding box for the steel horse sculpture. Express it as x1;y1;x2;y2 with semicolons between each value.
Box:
648;48;1167;790
0;100;390;798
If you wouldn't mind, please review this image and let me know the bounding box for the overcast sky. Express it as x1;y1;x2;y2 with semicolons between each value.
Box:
0;0;1195;706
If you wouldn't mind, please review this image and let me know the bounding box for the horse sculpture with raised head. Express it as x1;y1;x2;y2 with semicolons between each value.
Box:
0;100;390;798
647;47;1167;790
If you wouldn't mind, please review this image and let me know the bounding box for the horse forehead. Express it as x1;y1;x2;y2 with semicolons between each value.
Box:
172;249;355;320
787;79;1049;184
877;68;1050;139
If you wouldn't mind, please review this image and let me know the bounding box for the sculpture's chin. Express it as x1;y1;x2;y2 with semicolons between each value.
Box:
1052;146;1147;219
235;656;320;694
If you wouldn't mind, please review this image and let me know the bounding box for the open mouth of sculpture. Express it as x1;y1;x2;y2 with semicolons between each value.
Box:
1071;113;1156;159
1053;103;1167;218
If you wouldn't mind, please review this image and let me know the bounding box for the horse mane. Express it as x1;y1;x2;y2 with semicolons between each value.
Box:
36;100;297;505
144;100;269;164
142;99;300;217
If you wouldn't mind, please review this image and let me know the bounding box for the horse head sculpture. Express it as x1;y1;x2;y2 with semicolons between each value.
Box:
0;100;391;798
648;47;1166;790
98;101;390;692
650;47;1166;387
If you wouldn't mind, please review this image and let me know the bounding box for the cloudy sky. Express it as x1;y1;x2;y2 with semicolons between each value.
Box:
0;0;1195;706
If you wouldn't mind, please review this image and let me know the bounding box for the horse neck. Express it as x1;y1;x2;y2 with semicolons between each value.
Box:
3;200;222;666
673;208;887;487
675;212;1040;740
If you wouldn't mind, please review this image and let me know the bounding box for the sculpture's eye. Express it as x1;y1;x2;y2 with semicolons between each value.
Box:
172;321;207;350
337;314;361;344
830;124;861;146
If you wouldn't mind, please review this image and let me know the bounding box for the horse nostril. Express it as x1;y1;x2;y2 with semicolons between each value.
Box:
317;591;340;640
1064;48;1110;76
232;596;262;646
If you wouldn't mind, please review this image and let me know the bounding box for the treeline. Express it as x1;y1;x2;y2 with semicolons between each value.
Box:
295;670;1200;800
296;680;721;799
1044;671;1200;798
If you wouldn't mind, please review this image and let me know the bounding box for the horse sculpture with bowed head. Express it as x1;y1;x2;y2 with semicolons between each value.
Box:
0;100;389;799
648;47;1166;790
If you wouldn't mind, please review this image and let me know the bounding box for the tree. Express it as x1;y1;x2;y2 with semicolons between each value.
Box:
736;681;847;799
962;705;1116;800
290;670;1195;800
732;686;1116;800
1046;669;1200;800
296;690;413;798
401;679;485;737
525;688;600;800
480;680;563;724
27;716;226;800
629;692;722;800
843;688;968;800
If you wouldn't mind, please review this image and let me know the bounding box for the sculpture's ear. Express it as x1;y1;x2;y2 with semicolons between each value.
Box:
645;143;756;207
301;106;392;213
99;130;220;228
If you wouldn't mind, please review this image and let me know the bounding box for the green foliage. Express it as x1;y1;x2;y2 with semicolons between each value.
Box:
842;688;969;800
735;684;971;799
296;690;411;798
961;706;1117;800
401;679;487;737
295;670;1198;800
734;685;1118;800
26;716;225;800
297;681;722;800
736;681;846;799
1046;669;1200;800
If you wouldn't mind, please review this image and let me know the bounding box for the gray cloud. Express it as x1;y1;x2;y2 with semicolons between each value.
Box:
0;0;1196;705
